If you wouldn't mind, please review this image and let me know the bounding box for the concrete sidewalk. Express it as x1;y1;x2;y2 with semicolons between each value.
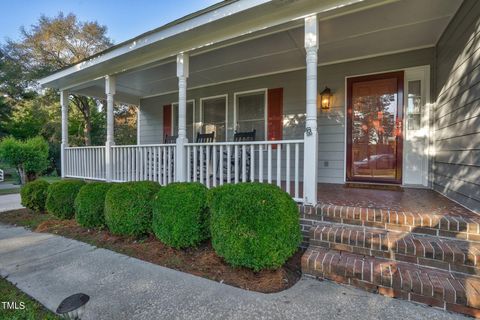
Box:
0;194;23;212
0;225;466;320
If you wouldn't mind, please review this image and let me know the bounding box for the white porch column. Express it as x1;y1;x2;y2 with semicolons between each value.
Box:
105;75;116;182
303;15;318;205
60;91;69;178
176;53;189;182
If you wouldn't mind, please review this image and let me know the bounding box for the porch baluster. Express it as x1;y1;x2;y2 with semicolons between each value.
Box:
187;146;191;182
226;146;231;183
234;145;239;183
250;144;255;182
212;145;217;187
242;145;247;182
219;145;223;186
259;144;263;183
267;144;272;184
295;143;299;200
286;144;291;194
277;145;281;187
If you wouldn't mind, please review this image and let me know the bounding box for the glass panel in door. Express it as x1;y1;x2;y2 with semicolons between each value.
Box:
348;72;403;183
404;77;428;186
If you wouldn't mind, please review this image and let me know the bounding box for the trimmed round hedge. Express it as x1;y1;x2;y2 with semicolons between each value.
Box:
74;182;113;228
46;180;85;219
20;179;50;212
104;181;160;236
209;183;301;271
152;182;209;248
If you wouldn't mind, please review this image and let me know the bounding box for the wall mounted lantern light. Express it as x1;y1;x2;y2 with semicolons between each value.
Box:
319;86;332;111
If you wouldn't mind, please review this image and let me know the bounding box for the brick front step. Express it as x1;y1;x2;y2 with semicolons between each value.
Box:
302;246;480;318
310;222;480;276
301;204;480;242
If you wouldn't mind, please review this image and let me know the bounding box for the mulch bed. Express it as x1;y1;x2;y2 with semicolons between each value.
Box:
0;209;303;293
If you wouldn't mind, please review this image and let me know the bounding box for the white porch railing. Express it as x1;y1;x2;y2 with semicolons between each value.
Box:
62;140;304;202
64;146;106;180
185;140;304;202
111;144;176;185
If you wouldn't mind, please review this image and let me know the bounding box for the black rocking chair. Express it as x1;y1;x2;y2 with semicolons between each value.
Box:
191;132;215;181
222;129;256;182
164;134;177;144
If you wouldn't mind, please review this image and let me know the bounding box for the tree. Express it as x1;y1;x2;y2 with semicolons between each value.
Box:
115;105;138;145
0;136;49;184
2;13;113;145
0;96;12;139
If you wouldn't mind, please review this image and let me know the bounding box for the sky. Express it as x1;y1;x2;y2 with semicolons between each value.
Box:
0;0;221;44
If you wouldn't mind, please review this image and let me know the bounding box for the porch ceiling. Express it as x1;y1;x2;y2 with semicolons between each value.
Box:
66;0;462;104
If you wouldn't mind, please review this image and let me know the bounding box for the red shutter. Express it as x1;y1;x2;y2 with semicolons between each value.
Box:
163;104;172;140
267;88;283;144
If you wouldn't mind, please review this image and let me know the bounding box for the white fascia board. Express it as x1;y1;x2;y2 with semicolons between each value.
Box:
38;0;271;87
39;0;387;90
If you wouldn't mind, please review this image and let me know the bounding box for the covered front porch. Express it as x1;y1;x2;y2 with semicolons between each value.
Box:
40;0;463;205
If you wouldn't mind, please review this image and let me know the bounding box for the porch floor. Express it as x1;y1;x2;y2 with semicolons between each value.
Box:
316;183;478;218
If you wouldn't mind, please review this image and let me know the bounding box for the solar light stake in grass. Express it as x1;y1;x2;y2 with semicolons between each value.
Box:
56;293;89;320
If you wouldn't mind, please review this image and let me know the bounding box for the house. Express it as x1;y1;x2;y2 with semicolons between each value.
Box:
39;0;480;316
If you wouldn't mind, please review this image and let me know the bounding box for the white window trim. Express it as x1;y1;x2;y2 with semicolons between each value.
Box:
233;88;268;141
199;94;229;141
171;99;196;140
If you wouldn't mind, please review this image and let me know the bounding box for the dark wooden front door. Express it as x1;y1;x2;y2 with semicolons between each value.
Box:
346;71;404;184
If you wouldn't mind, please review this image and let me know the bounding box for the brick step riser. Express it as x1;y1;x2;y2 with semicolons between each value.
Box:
303;204;480;240
302;248;480;318
310;239;480;276
319;214;480;242
310;224;480;276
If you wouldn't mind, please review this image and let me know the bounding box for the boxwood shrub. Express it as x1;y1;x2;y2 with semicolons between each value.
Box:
20;179;50;212
209;183;301;271
46;180;85;219
152;182;209;248
74;182;113;228
104;181;160;236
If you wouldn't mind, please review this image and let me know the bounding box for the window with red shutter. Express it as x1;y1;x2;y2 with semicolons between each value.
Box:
267;88;283;142
163;104;172;140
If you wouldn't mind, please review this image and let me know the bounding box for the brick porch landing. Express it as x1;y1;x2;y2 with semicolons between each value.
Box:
301;184;480;318
317;183;476;217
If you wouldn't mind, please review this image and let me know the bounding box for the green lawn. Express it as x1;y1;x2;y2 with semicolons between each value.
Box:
0;176;61;196
38;176;61;183
0;277;59;319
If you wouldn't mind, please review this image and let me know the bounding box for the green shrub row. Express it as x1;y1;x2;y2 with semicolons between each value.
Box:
46;180;85;219
20;179;50;212
152;182;209;249
21;178;301;271
209;183;301;271
74;182;113;228
105;181;161;236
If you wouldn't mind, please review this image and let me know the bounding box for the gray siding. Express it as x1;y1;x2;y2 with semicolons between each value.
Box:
434;0;480;212
139;48;433;184
138;102;164;144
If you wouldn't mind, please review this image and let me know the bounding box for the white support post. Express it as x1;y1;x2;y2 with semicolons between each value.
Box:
105;75;116;182
60;91;69;178
176;53;189;182
303;15;318;205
